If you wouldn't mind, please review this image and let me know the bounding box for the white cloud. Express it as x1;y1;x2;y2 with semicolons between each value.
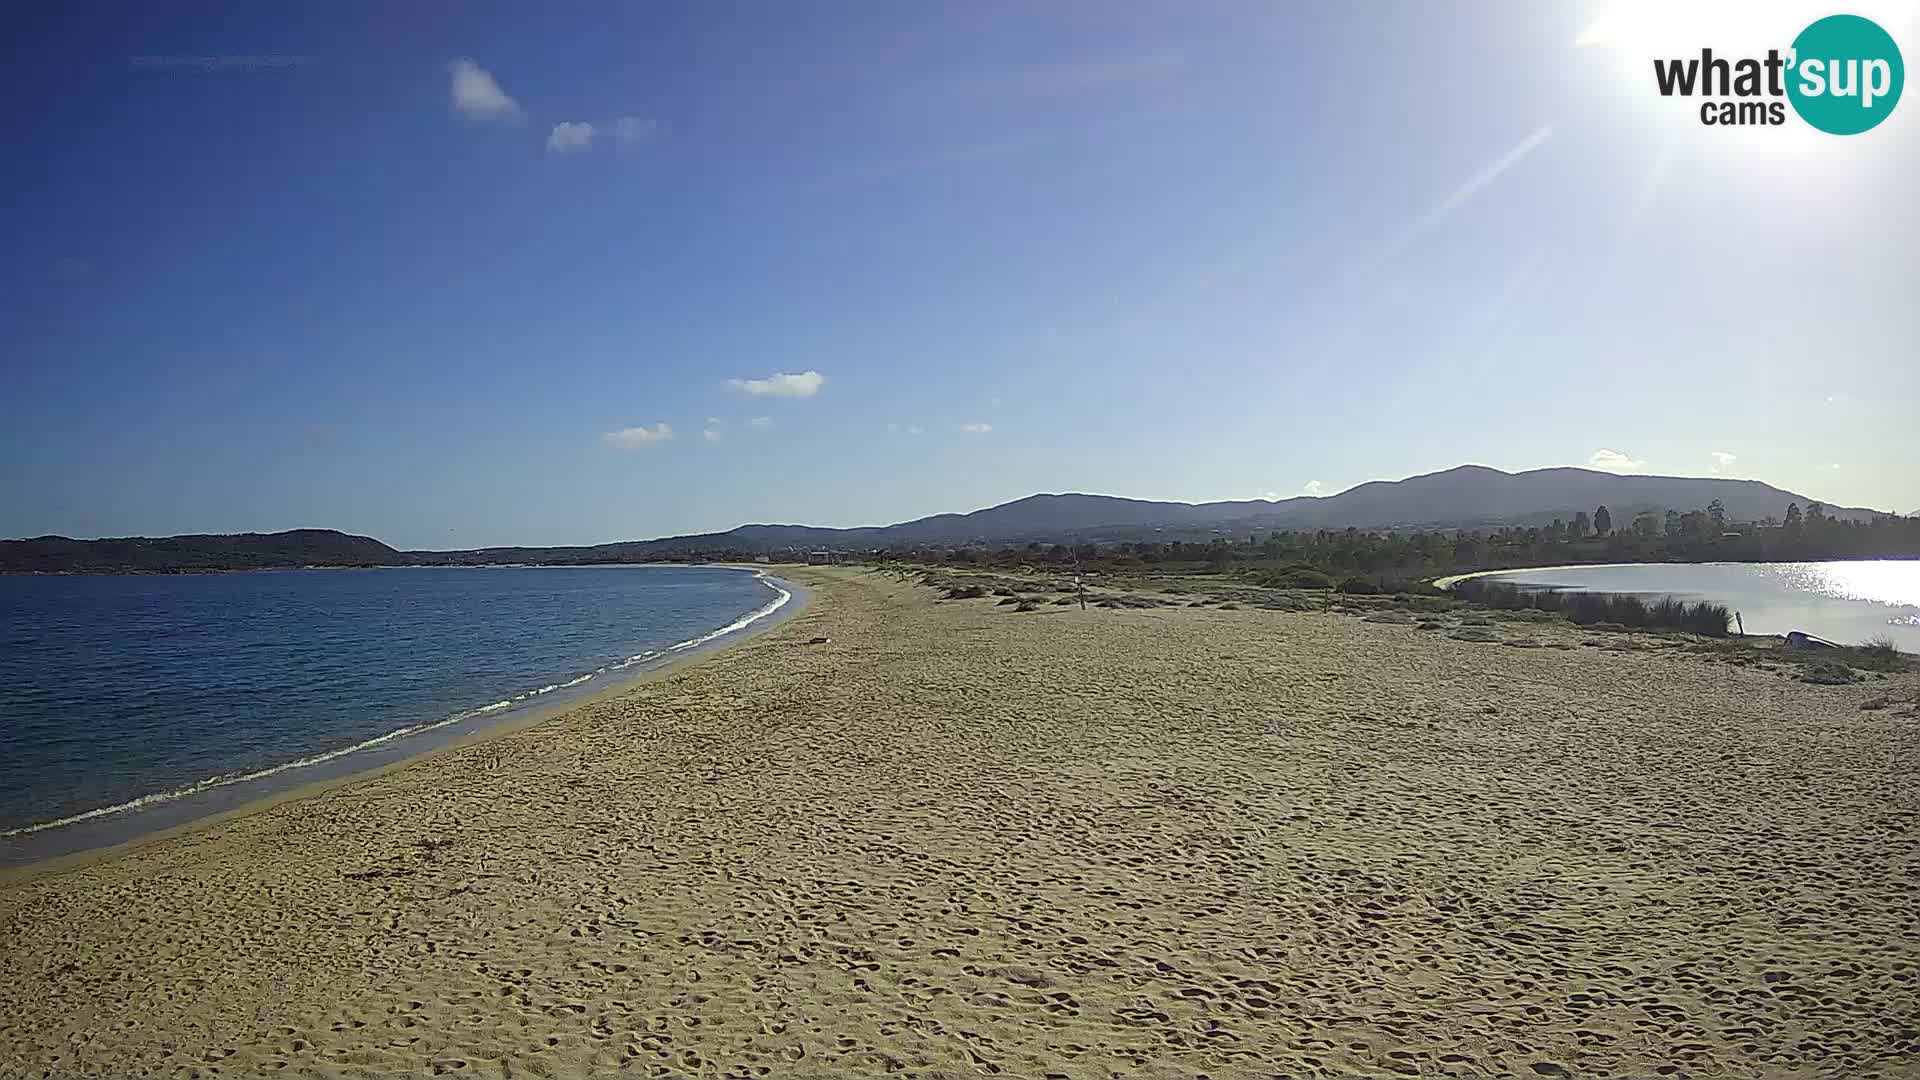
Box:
601;423;672;449
1586;448;1646;473
959;422;993;434
1710;450;1737;474
547;121;596;154
906;425;923;435
886;422;899;433
725;370;825;398
1263;490;1280;499
701;418;725;444
1303;480;1325;496
448;59;522;122
614;116;656;143
745;416;774;430
1830;463;1843;471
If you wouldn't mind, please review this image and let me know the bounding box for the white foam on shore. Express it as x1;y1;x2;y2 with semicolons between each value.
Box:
1;570;796;839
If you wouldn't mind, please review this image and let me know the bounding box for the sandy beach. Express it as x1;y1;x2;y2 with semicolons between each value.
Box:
2;566;1916;1079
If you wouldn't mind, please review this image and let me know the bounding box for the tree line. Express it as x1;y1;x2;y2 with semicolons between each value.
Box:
903;503;1920;588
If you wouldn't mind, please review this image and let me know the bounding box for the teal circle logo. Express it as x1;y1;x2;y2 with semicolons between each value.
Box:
1788;14;1904;134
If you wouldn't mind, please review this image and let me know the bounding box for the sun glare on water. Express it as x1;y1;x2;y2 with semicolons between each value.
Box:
1774;560;1920;608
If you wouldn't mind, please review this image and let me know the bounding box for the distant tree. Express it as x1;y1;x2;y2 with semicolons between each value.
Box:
1632;511;1662;538
1572;511;1591;537
1548;517;1566;540
1665;509;1683;536
1785;502;1803;529
1594;505;1613;536
1707;498;1726;530
1452;532;1486;566
1807;501;1828;525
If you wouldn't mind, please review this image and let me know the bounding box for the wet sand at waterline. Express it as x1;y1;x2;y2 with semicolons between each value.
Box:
3;568;1916;1079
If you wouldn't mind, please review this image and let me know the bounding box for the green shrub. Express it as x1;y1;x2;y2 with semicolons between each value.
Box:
1850;636;1908;671
1454;579;1728;637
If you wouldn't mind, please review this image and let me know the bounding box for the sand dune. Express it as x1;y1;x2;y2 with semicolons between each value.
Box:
2;567;1916;1078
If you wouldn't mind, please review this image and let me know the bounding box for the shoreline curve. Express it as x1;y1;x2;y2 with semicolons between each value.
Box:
0;567;811;878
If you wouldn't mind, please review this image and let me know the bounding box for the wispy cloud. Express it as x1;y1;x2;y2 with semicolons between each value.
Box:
547;121;596;154
448;59;522;122
602;423;672;449
1411;124;1556;236
614;116;656;144
701;418;725;444
1710;450;1738;474
959;422;992;434
1302;480;1326;496
1587;448;1646;473
745;416;774;430
726;370;825;398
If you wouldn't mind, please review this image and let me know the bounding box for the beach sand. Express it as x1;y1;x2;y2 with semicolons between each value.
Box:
2;567;1916;1079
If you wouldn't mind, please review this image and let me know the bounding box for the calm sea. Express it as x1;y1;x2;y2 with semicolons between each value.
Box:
1475;560;1920;649
0;565;793;861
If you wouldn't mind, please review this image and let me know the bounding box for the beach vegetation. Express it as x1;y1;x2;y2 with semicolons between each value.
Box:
1800;660;1857;685
1862;635;1899;661
1454;578;1731;636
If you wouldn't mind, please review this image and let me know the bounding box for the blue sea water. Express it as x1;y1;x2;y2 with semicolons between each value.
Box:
0;565;792;855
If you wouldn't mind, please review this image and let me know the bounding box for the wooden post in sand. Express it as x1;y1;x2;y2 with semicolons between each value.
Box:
1072;550;1087;611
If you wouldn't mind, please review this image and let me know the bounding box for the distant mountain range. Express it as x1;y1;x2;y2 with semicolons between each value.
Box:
0;465;1886;573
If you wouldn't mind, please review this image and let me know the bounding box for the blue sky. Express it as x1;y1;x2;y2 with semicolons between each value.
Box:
4;2;1915;548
